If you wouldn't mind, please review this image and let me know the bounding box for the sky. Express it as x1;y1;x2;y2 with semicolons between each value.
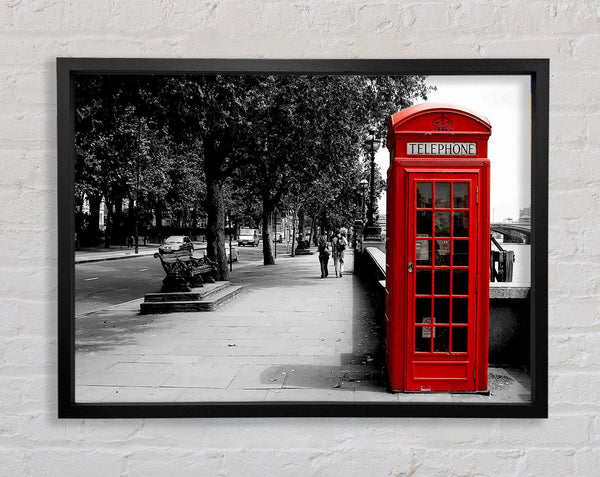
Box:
376;75;531;223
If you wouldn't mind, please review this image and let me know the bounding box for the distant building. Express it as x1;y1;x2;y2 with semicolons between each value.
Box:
377;214;387;238
518;207;531;224
81;193;107;230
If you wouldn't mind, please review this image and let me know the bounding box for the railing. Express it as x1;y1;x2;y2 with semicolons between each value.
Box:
357;247;530;366
490;235;514;282
360;246;529;300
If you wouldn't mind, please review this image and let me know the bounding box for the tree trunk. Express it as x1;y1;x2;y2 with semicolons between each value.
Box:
205;163;229;281
310;211;318;246
298;209;305;241
290;208;297;257
88;194;102;245
128;197;135;238
319;209;328;236
155;203;163;243
114;197;123;246
104;198;112;248
261;203;275;265
191;209;197;240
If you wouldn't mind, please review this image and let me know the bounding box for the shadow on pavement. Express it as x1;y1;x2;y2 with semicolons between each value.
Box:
258;268;389;393
76;304;158;352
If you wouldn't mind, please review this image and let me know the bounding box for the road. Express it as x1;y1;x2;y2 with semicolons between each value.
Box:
75;244;275;316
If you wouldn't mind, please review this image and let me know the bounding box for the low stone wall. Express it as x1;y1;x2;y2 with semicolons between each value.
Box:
354;248;386;318
356;247;530;368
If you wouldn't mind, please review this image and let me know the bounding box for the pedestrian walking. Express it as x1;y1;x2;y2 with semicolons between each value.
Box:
332;228;348;277
317;234;330;278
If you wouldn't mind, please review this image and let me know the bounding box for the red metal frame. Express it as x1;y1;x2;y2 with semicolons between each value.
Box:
386;103;491;392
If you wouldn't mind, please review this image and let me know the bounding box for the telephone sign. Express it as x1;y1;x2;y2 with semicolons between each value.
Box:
407;142;477;156
385;103;492;392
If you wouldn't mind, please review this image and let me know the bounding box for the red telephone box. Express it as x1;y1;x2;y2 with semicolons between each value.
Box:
385;103;491;392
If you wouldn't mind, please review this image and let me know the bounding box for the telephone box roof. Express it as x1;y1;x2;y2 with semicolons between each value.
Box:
390;102;491;131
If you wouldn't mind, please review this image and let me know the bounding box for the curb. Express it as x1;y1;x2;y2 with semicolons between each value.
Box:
75;250;158;264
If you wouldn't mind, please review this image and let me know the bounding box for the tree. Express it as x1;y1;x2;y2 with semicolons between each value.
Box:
75;73;431;276
75;76;179;247
235;74;430;263
75;77;141;247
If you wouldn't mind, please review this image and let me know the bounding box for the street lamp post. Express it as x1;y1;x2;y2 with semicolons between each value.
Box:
274;208;277;259
364;127;382;241
359;178;368;223
134;155;140;254
227;210;233;272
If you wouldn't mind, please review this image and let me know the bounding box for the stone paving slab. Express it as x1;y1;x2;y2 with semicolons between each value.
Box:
80;385;187;403
76;249;531;405
177;388;270;402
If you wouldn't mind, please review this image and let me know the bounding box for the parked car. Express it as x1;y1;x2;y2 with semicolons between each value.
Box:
158;235;194;255
238;228;260;247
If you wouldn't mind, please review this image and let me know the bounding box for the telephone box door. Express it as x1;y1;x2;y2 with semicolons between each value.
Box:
406;172;479;392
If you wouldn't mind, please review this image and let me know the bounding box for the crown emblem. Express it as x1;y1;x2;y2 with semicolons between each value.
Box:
432;116;453;131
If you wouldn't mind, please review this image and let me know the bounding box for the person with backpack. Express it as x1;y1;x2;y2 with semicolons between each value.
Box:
332;228;348;278
317;234;330;278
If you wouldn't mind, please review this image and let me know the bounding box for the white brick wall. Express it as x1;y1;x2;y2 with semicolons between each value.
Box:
0;0;598;475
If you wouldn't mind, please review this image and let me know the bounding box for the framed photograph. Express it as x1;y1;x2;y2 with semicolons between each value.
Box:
58;58;548;418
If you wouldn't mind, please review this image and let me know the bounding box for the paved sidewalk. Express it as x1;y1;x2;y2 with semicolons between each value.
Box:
75;250;530;404
76;245;160;264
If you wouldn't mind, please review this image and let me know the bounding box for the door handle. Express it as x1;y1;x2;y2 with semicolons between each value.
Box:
408;262;413;273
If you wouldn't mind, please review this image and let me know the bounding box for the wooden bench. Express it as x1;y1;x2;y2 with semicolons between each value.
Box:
154;250;217;292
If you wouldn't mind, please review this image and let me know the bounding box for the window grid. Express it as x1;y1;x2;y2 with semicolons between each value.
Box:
414;180;471;354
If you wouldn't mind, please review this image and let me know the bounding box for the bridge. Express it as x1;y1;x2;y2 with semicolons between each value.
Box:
491;222;531;244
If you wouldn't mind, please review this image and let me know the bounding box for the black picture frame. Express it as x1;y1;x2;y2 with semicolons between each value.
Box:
58;58;548;418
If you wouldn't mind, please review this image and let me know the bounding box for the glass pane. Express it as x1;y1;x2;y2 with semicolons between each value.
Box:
415;298;431;323
415;326;431;352
434;327;450;352
453;211;469;237
434;297;450;323
417;183;432;208
416;270;432;295
435;183;451;208
434;270;451;295
435;211;451;236
453;240;469;266
435;240;451;265
452;298;468;324
453;183;469;208
416;240;431;265
452;327;468;353
417;211;432;237
453;269;469;295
